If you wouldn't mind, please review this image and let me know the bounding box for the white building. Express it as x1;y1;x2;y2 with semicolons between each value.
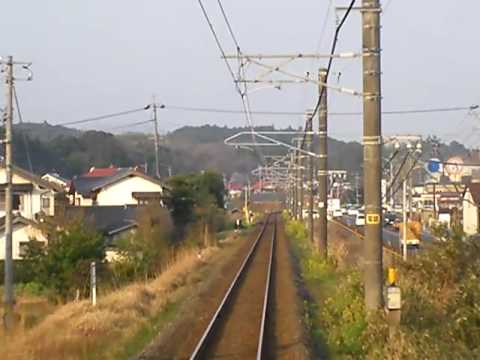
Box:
69;168;163;207
463;183;480;236
0;165;63;260
0;165;62;220
0;217;48;260
42;172;70;190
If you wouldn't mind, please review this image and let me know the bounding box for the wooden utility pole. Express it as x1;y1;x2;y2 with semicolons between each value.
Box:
362;0;384;310
3;56;15;329
318;68;328;258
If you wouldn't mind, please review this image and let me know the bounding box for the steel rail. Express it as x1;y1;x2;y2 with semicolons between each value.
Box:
256;215;276;360
189;214;275;360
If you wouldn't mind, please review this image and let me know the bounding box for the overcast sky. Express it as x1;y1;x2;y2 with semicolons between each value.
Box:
1;1;479;143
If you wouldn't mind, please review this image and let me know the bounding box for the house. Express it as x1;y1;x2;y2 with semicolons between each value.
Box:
69;167;163;206
0;216;48;260
463;183;480;236
64;205;140;261
0;165;64;260
0;164;63;220
42;172;70;190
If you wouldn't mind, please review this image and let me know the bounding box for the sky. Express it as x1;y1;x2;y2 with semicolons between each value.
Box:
1;0;479;143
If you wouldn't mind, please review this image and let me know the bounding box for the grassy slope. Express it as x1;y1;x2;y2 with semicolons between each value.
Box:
3;248;214;360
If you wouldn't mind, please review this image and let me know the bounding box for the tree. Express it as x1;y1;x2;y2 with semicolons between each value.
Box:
113;204;174;281
23;219;105;301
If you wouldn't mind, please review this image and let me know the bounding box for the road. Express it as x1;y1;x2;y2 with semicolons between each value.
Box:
340;215;437;251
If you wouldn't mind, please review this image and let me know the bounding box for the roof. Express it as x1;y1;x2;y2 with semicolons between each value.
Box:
250;191;285;203
83;167;120;178
64;205;139;236
71;169;163;198
2;164;64;192
467;183;480;205
0;215;39;231
42;172;69;184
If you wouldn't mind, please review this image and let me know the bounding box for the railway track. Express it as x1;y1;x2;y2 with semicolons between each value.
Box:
189;213;277;360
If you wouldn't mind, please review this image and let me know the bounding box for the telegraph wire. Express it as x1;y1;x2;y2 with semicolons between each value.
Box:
55;106;150;127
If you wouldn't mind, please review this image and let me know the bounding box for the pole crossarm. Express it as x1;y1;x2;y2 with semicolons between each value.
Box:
245;58;363;96
224;131;322;158
384;135;423;144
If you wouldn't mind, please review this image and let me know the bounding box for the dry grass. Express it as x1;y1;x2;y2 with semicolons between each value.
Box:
3;247;218;360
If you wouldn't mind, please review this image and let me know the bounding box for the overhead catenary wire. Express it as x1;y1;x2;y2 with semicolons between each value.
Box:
384;151;412;199
299;0;357;150
160;104;478;117
197;0;265;164
216;0;240;50
387;152;422;203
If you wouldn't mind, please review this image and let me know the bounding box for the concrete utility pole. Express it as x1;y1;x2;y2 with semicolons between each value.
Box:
292;151;297;218
298;141;304;221
3;56;15;329
402;180;408;260
362;0;384;310
306;113;314;244
318;68;328;258
152;102;161;179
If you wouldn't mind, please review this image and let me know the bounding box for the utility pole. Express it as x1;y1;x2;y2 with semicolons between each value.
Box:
318;68;328;258
362;0;383;310
306;112;314;244
152;101;161;179
298;141;304;221
292;151;297;218
402;180;408;260
3;56;14;329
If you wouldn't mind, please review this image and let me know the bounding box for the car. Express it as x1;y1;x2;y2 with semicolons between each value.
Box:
384;211;397;226
355;213;365;226
332;209;343;218
348;208;359;216
302;209;320;219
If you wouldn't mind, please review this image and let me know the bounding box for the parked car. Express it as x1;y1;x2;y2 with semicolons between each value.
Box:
355;213;365;226
302;209;320;219
332;209;343;218
348;207;360;216
384;211;397;226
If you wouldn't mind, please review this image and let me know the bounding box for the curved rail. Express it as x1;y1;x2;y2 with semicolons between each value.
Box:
189;214;276;360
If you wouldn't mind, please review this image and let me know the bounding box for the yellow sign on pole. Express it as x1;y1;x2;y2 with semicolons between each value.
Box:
366;213;381;225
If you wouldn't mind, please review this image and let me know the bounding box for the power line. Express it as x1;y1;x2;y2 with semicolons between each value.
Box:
108;119;154;131
55;106;150;127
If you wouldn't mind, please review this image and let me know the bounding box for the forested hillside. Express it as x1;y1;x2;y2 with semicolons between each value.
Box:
7;123;470;179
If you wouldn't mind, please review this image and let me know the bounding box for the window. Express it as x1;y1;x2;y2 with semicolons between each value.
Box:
12;194;20;211
19;241;30;258
41;196;50;209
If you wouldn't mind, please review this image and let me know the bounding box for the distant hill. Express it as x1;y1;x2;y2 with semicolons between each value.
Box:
15;122;81;142
6;123;472;180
